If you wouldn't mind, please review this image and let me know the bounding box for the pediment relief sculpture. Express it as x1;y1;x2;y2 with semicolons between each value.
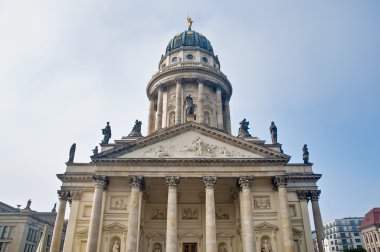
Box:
103;222;128;231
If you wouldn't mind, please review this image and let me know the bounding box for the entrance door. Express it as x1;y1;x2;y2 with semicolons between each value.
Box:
183;243;197;252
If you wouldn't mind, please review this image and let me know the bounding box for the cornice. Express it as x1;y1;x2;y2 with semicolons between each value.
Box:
57;173;94;182
288;173;322;183
147;65;232;98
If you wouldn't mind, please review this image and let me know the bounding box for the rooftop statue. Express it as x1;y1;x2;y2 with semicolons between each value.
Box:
92;146;98;155
25;199;32;210
68;143;76;163
128;120;143;137
185;95;195;115
303;144;310;164
187;16;193;31
270;121;278;144
101;122;112;144
238;118;252;138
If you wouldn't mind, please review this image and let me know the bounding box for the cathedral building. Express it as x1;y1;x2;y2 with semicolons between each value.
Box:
50;19;325;252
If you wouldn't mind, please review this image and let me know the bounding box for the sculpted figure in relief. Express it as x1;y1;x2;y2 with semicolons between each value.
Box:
183;208;198;219
261;239;272;252
112;240;120;252
215;208;229;220
153;243;162;252
151;208;166;220
254;198;271;209
218;243;228;252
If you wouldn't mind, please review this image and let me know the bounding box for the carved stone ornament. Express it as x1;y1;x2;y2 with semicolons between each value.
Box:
296;190;309;201
272;175;289;189
151;208;166;220
69;191;82;200
92;175;109;188
196;78;205;85
175;78;183;85
57;190;70;200
309;190;321;201
165;176;180;188
128;176;144;190
182;208;199;220
253;197;271;210
203;176;217;188
215;208;230;220
110;197;128;210
238;176;253;189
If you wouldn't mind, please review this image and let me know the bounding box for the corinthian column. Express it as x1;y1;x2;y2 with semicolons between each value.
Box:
223;98;231;134
155;86;163;130
126;176;144;252
175;78;183;125
148;98;155;134
310;190;324;252
63;191;82;252
197;79;205;124
297;191;314;252
50;190;69;252
86;176;109;252
165;177;180;252
203;177;217;252
216;87;224;130
238;176;255;252
273;175;294;252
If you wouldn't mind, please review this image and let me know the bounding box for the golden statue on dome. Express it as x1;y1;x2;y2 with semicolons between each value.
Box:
187;15;193;31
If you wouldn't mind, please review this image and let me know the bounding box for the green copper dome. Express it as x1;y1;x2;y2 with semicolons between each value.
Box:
165;30;214;54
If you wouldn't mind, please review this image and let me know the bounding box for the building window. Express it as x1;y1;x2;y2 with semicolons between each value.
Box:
172;57;178;63
1;226;10;239
202;56;208;63
186;54;194;60
354;232;360;236
355;239;361;242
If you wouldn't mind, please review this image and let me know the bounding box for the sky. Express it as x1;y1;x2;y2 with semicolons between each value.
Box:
1;0;380;226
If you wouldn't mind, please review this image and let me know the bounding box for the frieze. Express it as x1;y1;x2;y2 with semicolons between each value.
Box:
215;207;229;220
150;207;166;220
253;197;271;210
182;207;199;220
110;196;128;210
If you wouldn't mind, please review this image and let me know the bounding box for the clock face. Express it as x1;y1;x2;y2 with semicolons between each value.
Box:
186;54;194;60
202;56;208;63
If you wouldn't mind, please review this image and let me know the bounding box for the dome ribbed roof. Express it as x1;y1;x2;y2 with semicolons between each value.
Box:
165;30;214;54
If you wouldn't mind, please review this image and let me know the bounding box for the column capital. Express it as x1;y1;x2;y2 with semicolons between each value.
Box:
128;175;144;190
92;175;109;189
238;176;253;189
69;190;82;200
309;190;321;201
165;176;180;188
273;175;289;189
203;176;217;189
297;190;310;201
196;78;205;85
57;190;70;200
175;78;183;85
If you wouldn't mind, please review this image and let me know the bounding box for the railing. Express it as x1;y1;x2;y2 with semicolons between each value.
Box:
151;62;227;79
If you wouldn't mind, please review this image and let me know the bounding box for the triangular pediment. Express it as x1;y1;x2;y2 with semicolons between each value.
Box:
103;222;128;231
94;123;289;161
254;222;278;231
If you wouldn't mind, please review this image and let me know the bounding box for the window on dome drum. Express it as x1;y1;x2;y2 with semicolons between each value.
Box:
172;57;178;63
186;54;194;60
202;56;208;63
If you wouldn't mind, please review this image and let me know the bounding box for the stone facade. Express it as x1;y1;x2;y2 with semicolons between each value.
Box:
361;208;380;252
52;22;324;252
0;201;66;252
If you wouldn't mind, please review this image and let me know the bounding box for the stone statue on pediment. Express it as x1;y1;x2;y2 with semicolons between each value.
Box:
238;118;251;138
270;121;277;144
303;144;310;164
68;143;76;163
101;122;112;144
